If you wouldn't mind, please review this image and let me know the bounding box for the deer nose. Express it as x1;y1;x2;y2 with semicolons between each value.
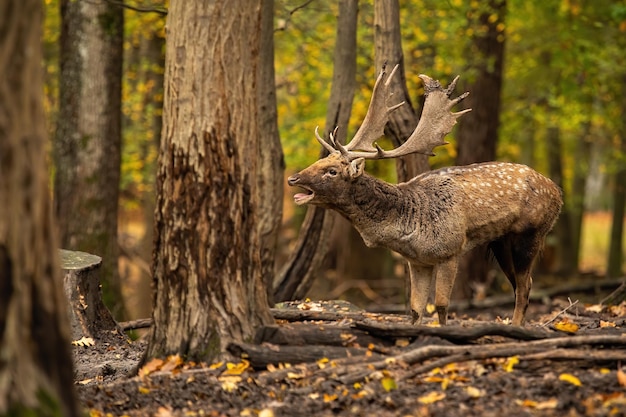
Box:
287;174;300;186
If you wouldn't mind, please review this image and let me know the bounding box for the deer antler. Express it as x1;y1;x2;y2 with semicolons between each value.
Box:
343;63;405;153
315;66;470;160
374;75;471;158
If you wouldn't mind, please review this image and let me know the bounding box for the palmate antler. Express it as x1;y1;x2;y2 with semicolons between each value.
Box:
316;64;471;159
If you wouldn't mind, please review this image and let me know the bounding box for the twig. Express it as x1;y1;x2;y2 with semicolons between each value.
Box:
540;298;579;327
105;0;168;16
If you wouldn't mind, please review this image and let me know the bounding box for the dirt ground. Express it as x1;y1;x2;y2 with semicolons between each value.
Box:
76;296;626;417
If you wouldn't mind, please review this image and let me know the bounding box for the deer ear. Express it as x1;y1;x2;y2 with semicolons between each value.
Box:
349;158;365;179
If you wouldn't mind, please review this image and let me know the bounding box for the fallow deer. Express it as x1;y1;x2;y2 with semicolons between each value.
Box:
288;64;563;326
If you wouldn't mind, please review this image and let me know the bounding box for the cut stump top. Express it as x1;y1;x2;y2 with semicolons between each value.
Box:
59;249;102;270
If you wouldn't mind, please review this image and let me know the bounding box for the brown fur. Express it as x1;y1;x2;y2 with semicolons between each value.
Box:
288;153;563;326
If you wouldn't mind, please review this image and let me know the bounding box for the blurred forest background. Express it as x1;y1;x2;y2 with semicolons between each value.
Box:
42;0;626;323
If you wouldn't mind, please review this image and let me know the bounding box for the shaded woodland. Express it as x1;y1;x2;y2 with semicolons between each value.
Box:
2;0;626;415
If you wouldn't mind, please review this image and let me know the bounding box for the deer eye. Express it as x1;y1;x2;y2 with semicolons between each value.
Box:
328;168;338;176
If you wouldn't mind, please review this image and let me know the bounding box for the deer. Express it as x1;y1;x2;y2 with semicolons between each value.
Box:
287;64;563;326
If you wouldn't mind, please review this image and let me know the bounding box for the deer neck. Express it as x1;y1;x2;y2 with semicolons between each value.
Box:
331;174;420;247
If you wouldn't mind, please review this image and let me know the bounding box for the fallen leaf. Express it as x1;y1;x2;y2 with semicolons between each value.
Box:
323;393;338;403
599;368;611;374
381;376;397;392
617;368;626;387
395;338;410;348
219;375;241;392
465;386;484;398
209;361;224;370
426;304;436;314
161;354;183;373
600;320;616;328
258;409;275;417
316;357;330;369
536;398;559;409
222;360;250;376
585;304;604;313
554;321;579;333
418;391;446;404
72;337;95;347
138;386;150;394
503;356;519;372
559;373;582;386
139;358;164;377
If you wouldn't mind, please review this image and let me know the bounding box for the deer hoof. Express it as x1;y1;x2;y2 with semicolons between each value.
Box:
436;306;448;325
411;309;422;325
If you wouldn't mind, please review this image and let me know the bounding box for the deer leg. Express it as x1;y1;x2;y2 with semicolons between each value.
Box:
408;263;433;325
490;237;517;291
433;257;459;325
510;231;544;326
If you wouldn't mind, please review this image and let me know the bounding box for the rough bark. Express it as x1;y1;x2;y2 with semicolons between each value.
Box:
257;0;285;305
54;0;125;318
454;0;507;299
274;0;357;301
373;0;430;181
0;1;79;414
144;0;274;363
570;121;592;271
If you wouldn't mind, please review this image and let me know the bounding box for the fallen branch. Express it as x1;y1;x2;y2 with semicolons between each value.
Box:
354;320;555;342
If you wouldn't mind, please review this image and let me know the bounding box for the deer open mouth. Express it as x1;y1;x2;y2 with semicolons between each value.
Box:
293;187;315;205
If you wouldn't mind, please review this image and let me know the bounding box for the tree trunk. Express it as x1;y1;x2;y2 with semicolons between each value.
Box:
0;1;79;414
607;74;626;279
274;0;358;302
54;0;125;318
373;0;430;181
454;0;506;300
257;0;285;305
144;0;274;363
546;125;576;276
570;121;592;272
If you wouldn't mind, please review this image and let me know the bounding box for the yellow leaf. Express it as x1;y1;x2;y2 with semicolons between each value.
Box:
323;393;338;403
138;386;150;394
317;357;329;369
600;320;616;328
599;368;611;374
426;304;436;314
287;372;304;379
219;375;241;392
161;354;183;373
258;409;275;417
353;382;362;390
554;321;579;333
209;361;224;370
559;373;582;386
222;360;250;376
381;376;397;392
503;356;519;372
418;391;446;404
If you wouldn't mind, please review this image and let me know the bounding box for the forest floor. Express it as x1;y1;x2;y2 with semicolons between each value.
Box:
76;291;626;417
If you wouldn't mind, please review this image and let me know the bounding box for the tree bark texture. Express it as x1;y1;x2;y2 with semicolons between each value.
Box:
0;1;79;415
274;0;357;302
374;0;430;181
257;0;285;304
454;0;507;299
54;0;125;317
145;0;274;363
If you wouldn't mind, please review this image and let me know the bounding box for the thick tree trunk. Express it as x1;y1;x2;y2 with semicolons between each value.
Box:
454;0;506;300
144;0;274;363
0;1;79;415
274;0;357;302
54;0;125;318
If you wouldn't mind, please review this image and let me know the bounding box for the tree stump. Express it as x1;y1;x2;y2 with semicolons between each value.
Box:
61;249;122;342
